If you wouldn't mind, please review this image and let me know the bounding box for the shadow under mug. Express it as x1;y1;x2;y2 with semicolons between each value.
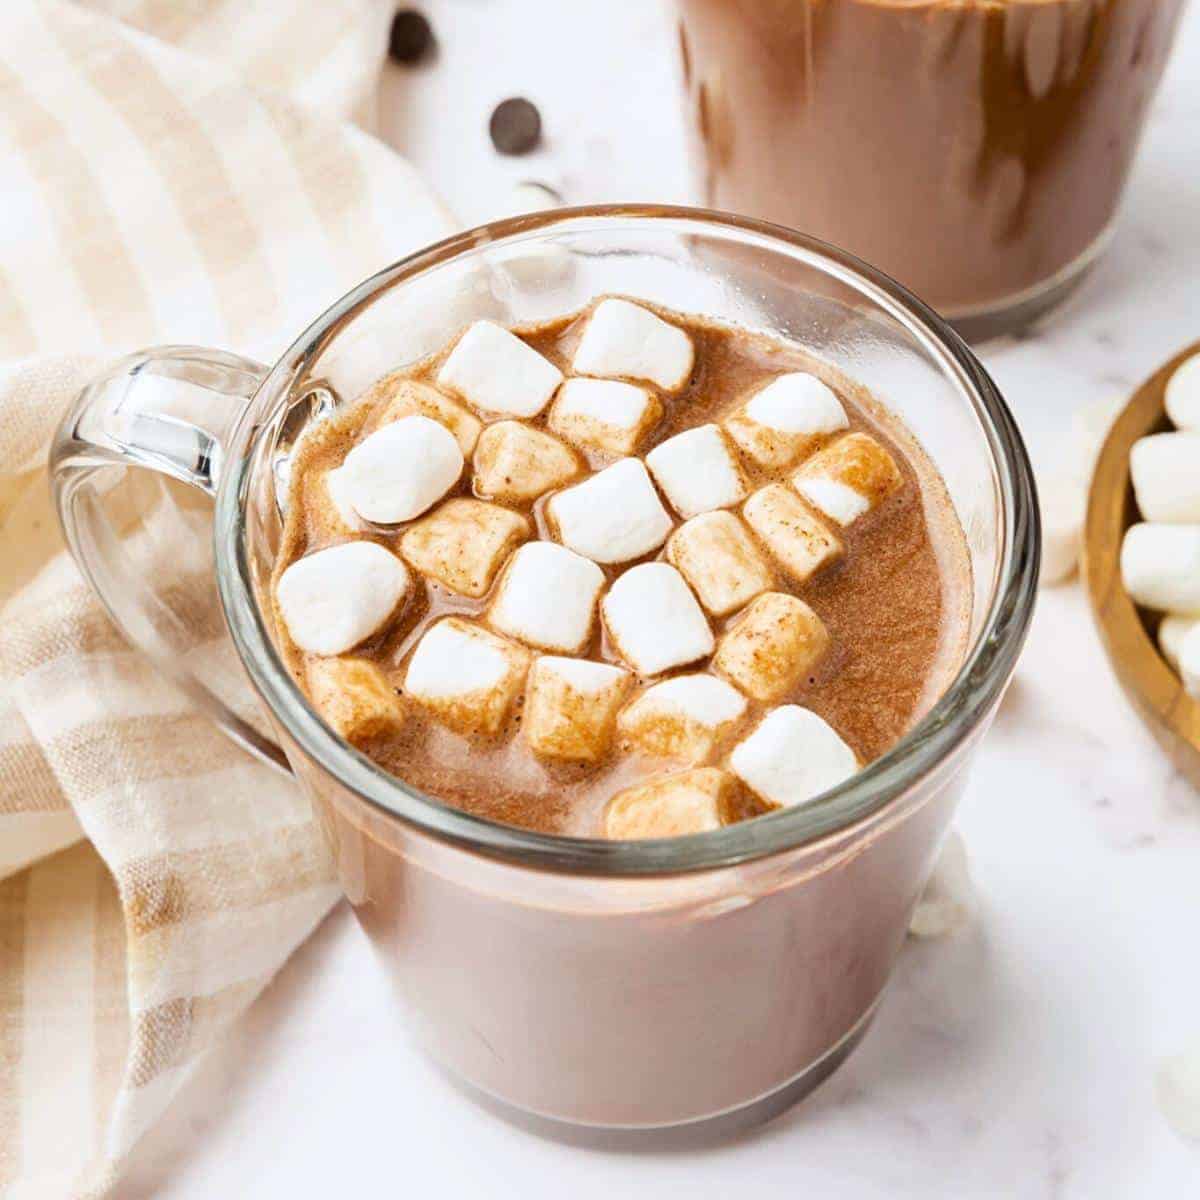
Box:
51;207;1039;1134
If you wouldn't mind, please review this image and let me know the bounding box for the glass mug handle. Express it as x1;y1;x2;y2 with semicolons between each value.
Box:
49;345;292;775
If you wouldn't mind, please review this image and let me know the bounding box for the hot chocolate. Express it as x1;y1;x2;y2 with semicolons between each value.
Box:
273;297;971;838
679;0;1185;334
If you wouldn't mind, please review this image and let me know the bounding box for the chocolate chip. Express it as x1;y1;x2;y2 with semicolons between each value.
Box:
489;98;541;156
389;8;433;65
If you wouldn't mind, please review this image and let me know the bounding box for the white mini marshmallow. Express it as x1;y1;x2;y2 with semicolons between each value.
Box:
1130;432;1200;524
1160;614;1200;672
1180;624;1200;699
489;541;606;654
666;511;774;617
436;320;563;417
618;673;747;762
524;656;630;762
340;415;463;523
646;424;749;519
602;562;713;675
404;618;530;736
572;298;694;392
724;373;848;469
908;831;974;939
322;466;364;533
473;420;581;503
1166;352;1200;432
400;498;528;598
548;377;661;455
1120;523;1200;613
729;705;858;809
791;432;903;526
605;768;737;839
277;541;410;656
547;458;673;563
1037;472;1085;587
742;484;842;583
369;377;482;456
1156;1036;1200;1143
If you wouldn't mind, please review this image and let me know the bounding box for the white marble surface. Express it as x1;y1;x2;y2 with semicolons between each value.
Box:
115;3;1200;1196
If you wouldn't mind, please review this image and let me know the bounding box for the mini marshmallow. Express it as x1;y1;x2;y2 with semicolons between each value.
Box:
1159;614;1200;672
602;562;713;676
1130;432;1200;524
320;466;365;534
548;377;661;456
1120;523;1200;613
604;768;739;840
524;656;631;762
489;541;606;654
1180;624;1200;699
547;458;673;564
724;373;848;469
645;424;749;519
436;320;563;417
277;541;411;656
666;511;774;617
908;831;974;939
404;618;530;736
370;376;482;456
572;298;694;392
400;498;528;598
618;674;747;763
791;432;903;526
472;420;581;503
729;705;859;809
742;484;841;583
1037;472;1085;587
305;656;405;747
340;415;463;523
713;592;829;702
1166;351;1200;432
1156;1036;1200;1143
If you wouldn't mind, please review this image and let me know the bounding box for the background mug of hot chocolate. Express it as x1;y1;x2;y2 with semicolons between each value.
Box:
51;209;1038;1139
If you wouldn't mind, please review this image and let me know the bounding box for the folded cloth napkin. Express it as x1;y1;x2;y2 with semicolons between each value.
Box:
0;2;453;1195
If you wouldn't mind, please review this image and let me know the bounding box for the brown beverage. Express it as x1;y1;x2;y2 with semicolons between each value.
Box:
679;0;1185;335
273;298;970;841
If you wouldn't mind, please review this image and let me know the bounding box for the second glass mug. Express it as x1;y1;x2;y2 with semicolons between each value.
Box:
51;208;1038;1133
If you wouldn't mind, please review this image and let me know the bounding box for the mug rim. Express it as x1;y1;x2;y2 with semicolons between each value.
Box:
215;204;1040;876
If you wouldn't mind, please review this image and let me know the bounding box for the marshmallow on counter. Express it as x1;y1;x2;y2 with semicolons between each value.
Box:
618;674;747;763
1156;1036;1200;1144
1159;613;1200;672
320;466;365;535
666;510;774;618
1180;624;1200;699
524;656;631;763
723;373;849;469
546;457;673;564
791;431;902;526
277;541;411;656
305;656;405;747
1130;432;1200;524
339;415;463;524
368;376;482;456
602;562;714;676
1166;351;1200;432
729;705;859;809
604;768;740;839
908;831;974;939
404;617;531;737
548;377;662;456
472;420;581;504
645;424;749;519
713;592;829;702
1120;523;1200;613
400;498;529;598
488;541;605;654
1037;472;1085;587
572;298;694;392
742;483;841;583
436;320;563;418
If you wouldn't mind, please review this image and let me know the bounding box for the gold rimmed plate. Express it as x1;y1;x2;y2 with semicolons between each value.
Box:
1083;341;1200;788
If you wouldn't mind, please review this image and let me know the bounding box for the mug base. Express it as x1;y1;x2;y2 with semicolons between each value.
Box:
434;993;881;1147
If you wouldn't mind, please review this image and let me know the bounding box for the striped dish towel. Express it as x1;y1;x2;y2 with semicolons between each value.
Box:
0;2;454;1195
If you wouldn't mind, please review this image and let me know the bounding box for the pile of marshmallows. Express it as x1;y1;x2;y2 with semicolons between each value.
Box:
1121;351;1200;698
276;298;902;836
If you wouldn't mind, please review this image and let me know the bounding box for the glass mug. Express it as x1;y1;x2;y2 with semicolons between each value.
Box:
678;0;1187;341
51;208;1038;1133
